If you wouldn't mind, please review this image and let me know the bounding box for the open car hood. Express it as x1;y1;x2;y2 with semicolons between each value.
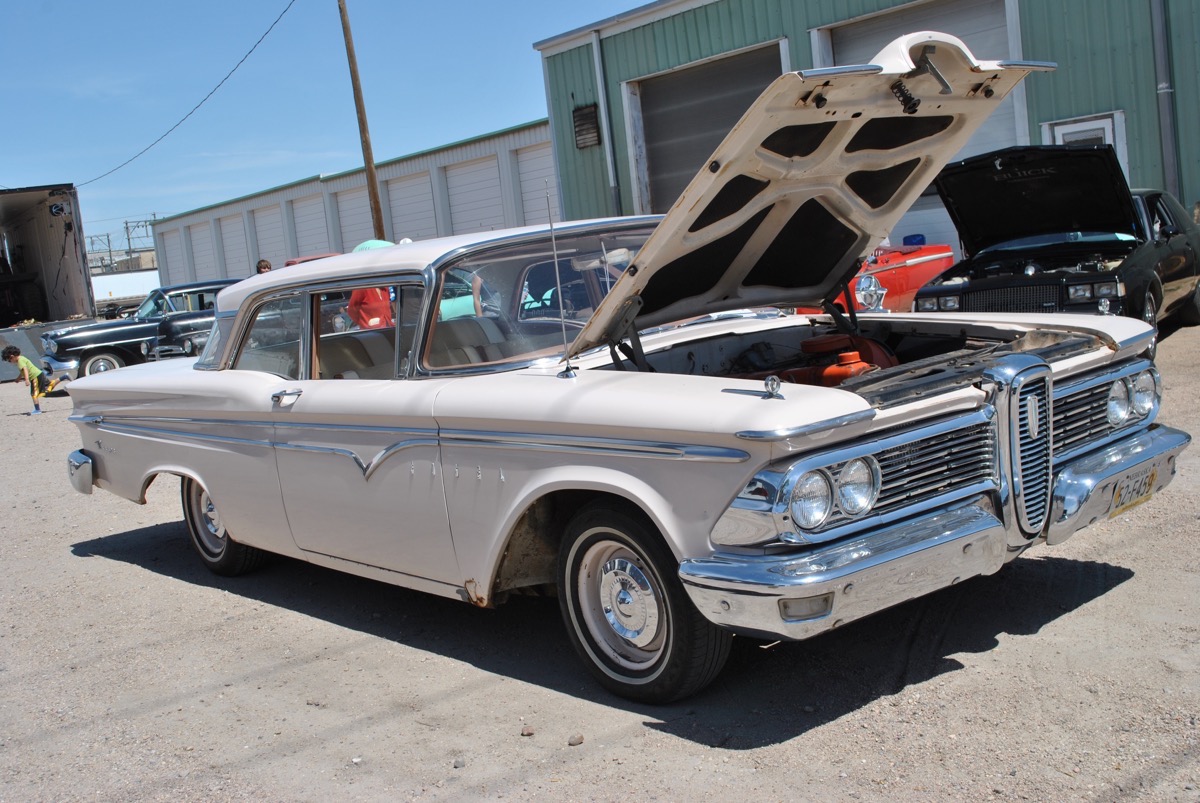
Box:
935;145;1141;255
568;31;1052;359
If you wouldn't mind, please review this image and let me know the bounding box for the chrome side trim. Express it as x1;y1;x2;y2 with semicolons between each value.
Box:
736;409;876;441
1113;327;1156;354
275;438;439;480
69;413;740;469
440;430;749;463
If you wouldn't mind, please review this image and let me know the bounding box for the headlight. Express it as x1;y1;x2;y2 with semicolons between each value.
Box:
1132;370;1159;417
916;297;939;312
837;457;881;516
939;296;960;311
1068;284;1093;301
790;471;833;530
140;341;149;356
1106;379;1131;426
43;337;57;354
183;338;195;355
1094;281;1120;299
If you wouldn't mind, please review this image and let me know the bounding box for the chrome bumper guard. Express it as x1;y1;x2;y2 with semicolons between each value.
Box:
683;424;1189;641
681;499;1008;640
1046;424;1189;544
68;450;93;495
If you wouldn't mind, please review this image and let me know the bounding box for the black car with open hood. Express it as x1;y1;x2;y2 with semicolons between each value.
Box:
915;145;1200;336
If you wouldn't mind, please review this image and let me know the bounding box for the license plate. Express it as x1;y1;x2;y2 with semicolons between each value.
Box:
1109;465;1158;517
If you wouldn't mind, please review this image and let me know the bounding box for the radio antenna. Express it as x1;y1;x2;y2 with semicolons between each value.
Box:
547;183;575;379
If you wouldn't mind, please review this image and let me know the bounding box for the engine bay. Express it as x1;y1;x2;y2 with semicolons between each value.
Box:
617;315;1099;403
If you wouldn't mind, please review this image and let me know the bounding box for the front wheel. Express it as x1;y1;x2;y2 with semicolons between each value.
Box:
181;477;265;576
1139;287;1160;359
81;351;125;376
557;502;731;703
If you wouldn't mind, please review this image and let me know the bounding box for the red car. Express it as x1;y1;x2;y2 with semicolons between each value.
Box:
851;242;955;312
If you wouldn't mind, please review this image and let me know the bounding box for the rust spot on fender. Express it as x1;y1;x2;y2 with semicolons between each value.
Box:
464;579;487;607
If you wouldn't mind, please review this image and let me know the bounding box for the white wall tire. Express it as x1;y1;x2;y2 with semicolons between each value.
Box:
181;477;265;577
557;502;731;703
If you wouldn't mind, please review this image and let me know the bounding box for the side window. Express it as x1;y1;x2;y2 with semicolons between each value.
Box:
314;284;425;380
232;296;304;379
1152;197;1176;239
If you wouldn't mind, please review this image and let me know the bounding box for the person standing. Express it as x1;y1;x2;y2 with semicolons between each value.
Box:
3;345;59;415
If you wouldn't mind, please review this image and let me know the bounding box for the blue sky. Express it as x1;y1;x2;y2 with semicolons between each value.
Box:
1;0;637;248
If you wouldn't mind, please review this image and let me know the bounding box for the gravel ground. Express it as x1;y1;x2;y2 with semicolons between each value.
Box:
1;324;1198;802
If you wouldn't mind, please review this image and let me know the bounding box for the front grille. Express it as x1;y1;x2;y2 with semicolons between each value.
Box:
818;421;996;531
1016;376;1052;532
961;285;1060;313
1053;382;1111;456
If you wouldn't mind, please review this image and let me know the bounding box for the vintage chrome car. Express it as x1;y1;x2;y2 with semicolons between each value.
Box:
64;33;1189;703
914;145;1200;337
41;279;236;377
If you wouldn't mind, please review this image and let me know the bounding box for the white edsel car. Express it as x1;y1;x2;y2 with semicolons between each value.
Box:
65;33;1189;702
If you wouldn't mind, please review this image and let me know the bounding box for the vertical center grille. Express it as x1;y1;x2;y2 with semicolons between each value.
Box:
1015;374;1052;533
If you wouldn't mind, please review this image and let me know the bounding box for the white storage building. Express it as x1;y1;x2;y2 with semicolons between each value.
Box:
153;121;559;284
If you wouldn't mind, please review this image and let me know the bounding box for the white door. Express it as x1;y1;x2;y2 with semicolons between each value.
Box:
262;284;461;585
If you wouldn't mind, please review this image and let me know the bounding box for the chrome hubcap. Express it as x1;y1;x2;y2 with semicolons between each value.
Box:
600;558;659;647
193;488;226;554
575;535;668;671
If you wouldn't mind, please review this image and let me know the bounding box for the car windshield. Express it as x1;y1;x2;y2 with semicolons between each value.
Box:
134;291;170;319
980;230;1137;254
423;223;654;370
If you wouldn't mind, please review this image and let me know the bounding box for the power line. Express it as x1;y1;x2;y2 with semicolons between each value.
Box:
79;0;300;188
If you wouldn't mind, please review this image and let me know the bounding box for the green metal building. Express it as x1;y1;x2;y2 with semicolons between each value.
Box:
536;0;1199;246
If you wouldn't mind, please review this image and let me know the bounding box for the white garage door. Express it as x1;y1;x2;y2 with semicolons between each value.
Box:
388;173;438;241
337;186;374;252
220;215;248;278
189;222;217;281
832;0;1010;255
517;142;560;225
447;157;505;235
253;205;286;269
161;230;185;285
293;194;330;257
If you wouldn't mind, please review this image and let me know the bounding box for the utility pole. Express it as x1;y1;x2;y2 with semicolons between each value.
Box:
338;0;386;242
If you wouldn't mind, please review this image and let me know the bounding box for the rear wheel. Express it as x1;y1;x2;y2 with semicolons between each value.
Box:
181;477;265;576
557;502;731;703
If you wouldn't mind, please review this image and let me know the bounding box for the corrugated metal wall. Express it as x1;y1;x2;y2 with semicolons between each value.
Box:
1021;0;1199;209
153;122;558;284
543;0;914;220
545;0;1199;221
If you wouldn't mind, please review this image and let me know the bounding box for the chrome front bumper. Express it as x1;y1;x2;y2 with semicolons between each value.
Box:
681;424;1189;641
41;353;79;374
681;499;1007;640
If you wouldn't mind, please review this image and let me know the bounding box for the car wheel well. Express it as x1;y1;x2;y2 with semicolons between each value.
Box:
491;490;653;600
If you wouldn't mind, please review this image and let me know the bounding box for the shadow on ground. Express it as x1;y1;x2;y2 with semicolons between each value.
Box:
72;521;1132;749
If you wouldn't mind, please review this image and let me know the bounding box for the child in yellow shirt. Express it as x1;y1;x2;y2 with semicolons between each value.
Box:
3;345;59;415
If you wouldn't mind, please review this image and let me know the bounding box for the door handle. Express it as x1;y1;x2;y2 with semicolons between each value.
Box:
271;388;303;404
